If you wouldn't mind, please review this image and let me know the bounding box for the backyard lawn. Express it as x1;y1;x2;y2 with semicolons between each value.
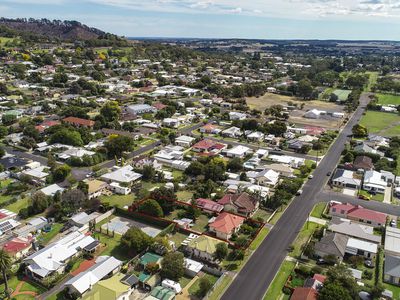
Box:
310;202;327;218
263;261;296;300
5;197;29;213
95;233;131;261
359;111;400;137
333;89;352;101
38;223;63;245
100;194;136;208
253;209;272;223
168;232;188;248
176;190;193;202
289;221;320;258
0;275;45;298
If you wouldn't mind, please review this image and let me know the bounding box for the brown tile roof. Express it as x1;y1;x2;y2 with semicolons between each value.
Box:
218;192;258;214
63;116;95;127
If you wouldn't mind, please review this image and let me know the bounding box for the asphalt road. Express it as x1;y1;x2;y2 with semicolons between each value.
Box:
221;93;374;300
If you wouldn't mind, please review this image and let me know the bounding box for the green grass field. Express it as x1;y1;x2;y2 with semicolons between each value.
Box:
289;221;320;258
263;260;296;300
359;111;400;137
310;202;327;218
99;194;136;208
333;89;351;101
376;93;400;105
5;197;29;213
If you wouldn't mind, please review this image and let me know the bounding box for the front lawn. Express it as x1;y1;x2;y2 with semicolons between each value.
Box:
249;227;269;251
188;273;219;297
310;202;327;218
207;274;233;300
289;222;320;258
263;261;296;300
376;93;400;105
253;209;272;223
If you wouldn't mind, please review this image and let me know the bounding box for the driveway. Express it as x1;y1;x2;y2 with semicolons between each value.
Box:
343;188;356;196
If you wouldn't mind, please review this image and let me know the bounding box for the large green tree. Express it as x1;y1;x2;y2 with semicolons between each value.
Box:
0;249;12;298
160;252;185;281
121;227;154;255
100;101;121;123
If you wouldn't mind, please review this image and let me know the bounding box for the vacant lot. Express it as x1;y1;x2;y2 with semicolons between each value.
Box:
247;93;345;129
376;93;400;105
360;111;400;137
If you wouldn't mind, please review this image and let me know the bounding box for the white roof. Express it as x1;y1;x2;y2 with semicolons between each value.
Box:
162;279;182;294
226;145;251;156
61;148;95;158
347;238;378;254
184;258;203;273
24;231;96;278
64;256;122;294
385;227;400;255
176;135;195;143
22;166;49;179
364;170;387;187
40;184;65;197
101;165;142;183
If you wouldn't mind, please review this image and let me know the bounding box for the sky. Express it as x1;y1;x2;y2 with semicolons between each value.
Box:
1;0;400;40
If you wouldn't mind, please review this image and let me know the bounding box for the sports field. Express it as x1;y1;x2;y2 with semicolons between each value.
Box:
333;89;351;101
359;111;400;137
376;93;400;105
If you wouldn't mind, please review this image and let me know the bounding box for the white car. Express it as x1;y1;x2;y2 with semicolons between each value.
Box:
308;175;314;179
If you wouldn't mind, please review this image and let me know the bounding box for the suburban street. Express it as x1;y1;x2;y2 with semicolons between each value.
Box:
221;93;376;300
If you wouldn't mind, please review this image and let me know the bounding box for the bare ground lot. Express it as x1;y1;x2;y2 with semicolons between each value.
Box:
246;93;346;129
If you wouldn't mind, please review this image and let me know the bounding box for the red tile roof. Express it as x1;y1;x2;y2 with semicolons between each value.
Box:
192;139;218;150
330;202;356;213
196;198;224;213
153;103;167;110
291;287;318;300
218;193;258;215
63;117;95;127
201;123;217;131
209;212;245;234
0;212;8;220
313;274;326;284
331;202;387;224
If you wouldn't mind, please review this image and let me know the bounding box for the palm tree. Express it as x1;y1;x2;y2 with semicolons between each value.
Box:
0;249;12;298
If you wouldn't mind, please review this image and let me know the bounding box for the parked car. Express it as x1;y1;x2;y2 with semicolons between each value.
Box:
296;189;303;196
327;171;332;176
316;258;327;265
390;220;397;227
308;175;314;179
358;194;371;201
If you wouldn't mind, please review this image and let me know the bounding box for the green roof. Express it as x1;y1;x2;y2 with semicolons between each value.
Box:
140;252;162;266
82;273;129;300
187;235;224;254
151;286;175;300
139;272;151;282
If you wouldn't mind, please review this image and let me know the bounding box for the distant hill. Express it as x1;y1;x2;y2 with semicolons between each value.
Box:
0;18;107;41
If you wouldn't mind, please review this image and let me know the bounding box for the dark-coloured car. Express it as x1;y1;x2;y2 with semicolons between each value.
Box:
364;260;375;268
327;172;332;176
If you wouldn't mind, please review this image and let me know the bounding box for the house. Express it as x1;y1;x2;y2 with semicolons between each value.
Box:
100;165;142;186
23;231;98;280
353;156;374;171
287;139;312;152
148;286;175;300
328;218;381;244
363;170;387;194
64;256;122;296
63;117;95;128
126;104;156;115
266;163;295;178
218;192;259;217
184;235;227;262
184;258;203;278
209;212;245;240
109;182;131;195
3;237;32;260
268;154;305;168
199;123;220;134
13;217;47;237
246;169;280;187
354;143;384;157
384;227;400;257
224;145;252;159
0;219;20;236
82;273;134;300
192;139;226;154
162;279;182;294
329;202;387;227
162;118;180;128
229;111;247;121
314;232;348;262
175;135;195;148
57;148;96;160
138;273;161;291
331;169;361;189
84;179;109;199
195;198;224;214
384;255;400;286
290;287;318;300
345;237;378;259
40;184;64;197
221;126;242;138
70;212;100;228
139;252;162;268
247;131;265;142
